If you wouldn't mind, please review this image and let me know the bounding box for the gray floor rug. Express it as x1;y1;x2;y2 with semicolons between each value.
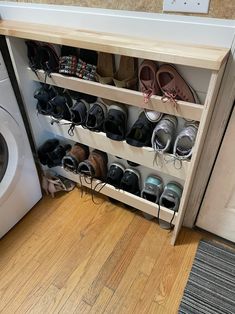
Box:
179;239;235;314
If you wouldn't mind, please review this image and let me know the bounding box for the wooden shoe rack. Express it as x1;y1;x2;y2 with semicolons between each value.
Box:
0;19;229;244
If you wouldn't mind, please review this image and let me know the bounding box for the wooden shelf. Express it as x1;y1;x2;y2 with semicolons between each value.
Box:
39;115;189;181
52;166;177;224
28;69;203;121
0;20;229;70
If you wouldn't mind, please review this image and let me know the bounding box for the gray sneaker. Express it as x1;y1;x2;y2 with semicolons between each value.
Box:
151;115;178;153
173;121;199;160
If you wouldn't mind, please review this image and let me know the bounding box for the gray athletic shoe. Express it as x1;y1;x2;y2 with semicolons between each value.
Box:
173;121;199;160
151;115;178;153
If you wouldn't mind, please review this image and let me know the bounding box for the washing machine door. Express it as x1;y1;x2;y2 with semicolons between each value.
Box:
0;107;24;204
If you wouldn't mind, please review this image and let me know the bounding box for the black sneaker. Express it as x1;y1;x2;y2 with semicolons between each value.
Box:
120;168;140;196
47;143;71;167
85;100;107;132
38;43;59;75
34;85;57;115
38;139;59;166
25;40;42;71
49;91;73;121
106;163;125;188
71;99;89;126
126;111;156;147
104;103;127;141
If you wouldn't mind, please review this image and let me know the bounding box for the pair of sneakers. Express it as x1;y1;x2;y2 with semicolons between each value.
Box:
81;99;128;140
142;176;183;212
106;163;140;196
142;176;183;228
139;60;198;123
62;143;108;180
139;61;197;103
34;85;75;121
152;115;199;160
37;139;71;168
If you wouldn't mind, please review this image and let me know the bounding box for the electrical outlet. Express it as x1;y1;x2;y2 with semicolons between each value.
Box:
163;0;210;13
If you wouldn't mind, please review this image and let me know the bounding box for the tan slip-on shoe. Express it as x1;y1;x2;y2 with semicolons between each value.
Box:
95;52;116;85
113;56;138;90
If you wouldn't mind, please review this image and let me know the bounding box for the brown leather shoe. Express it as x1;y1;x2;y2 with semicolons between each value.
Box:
62;143;89;172
78;150;108;179
156;64;196;103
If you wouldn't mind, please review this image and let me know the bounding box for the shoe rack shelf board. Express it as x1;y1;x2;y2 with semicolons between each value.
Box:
0;20;229;71
40;115;189;181
52;166;177;224
27;69;203;122
3;21;229;245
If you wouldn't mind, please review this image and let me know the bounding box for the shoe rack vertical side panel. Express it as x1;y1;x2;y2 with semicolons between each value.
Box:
5;36;48;148
171;62;227;245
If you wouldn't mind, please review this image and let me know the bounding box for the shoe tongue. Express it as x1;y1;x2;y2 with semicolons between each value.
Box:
142;80;154;91
79;162;95;177
162;79;176;93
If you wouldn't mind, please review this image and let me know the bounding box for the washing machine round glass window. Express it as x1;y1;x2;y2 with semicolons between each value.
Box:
0;133;8;183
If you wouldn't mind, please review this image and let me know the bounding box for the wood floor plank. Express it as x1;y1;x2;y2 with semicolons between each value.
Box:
132;228;199;314
104;223;168;314
26;285;60;314
90;287;114;314
82;214;150;306
57;207;135;313
0;188;210;314
2;190;107;313
74;300;91;314
159;231;203;313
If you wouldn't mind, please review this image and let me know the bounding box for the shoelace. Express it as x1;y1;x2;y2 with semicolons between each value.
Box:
153;150;164;168
143;88;153;104
164;154;183;170
157;203;175;230
161;90;178;109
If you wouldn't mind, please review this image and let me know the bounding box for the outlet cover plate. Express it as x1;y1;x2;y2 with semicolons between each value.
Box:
163;0;210;13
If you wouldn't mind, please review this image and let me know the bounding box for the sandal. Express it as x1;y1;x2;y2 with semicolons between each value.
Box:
95;52;115;85
59;45;78;76
113;56;138;90
42;171;76;198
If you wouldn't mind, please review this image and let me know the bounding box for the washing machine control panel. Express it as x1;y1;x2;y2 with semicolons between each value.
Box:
0;52;8;81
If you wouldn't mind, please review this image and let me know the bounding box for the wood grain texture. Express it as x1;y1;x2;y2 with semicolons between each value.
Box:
171;62;226;245
0;20;229;70
28;69;203;121
7;0;235;19
0;189;205;313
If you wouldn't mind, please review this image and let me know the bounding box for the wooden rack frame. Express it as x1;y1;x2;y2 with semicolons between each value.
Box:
0;19;229;245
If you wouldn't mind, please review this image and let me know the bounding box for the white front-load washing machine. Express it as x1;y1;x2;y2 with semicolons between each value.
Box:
0;51;42;238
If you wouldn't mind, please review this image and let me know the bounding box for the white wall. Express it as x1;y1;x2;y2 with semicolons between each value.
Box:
0;1;234;47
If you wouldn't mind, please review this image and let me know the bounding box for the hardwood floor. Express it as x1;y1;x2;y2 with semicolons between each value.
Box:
0;188;204;313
